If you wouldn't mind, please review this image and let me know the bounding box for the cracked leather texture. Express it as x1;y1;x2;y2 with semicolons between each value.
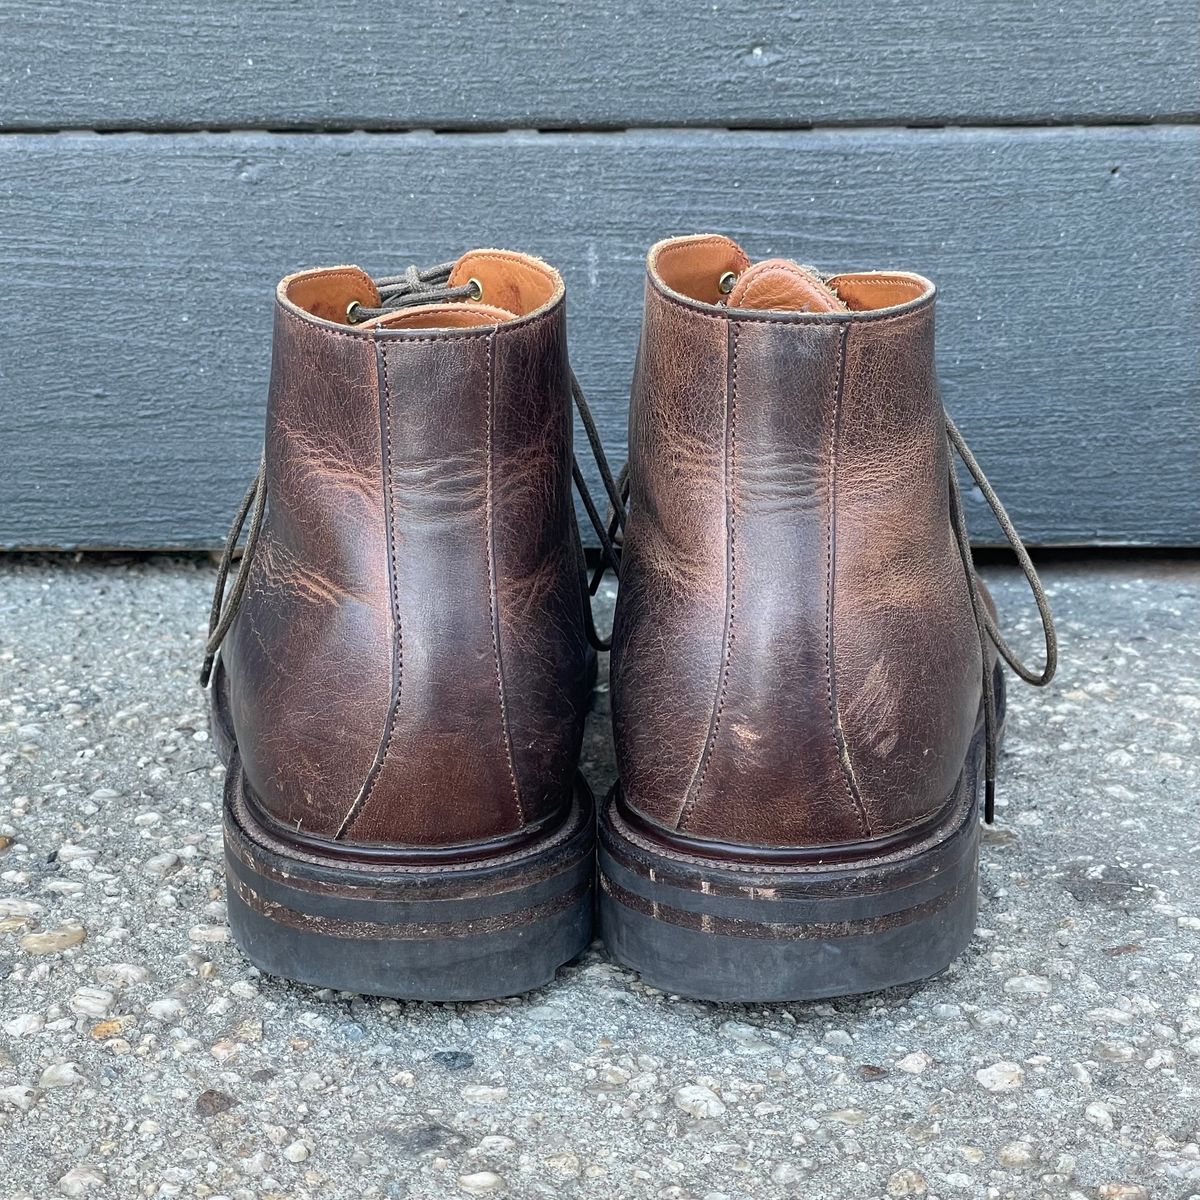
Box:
611;267;982;849
223;282;588;846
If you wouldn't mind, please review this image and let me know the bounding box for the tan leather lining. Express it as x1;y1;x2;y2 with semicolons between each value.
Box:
280;266;379;324
280;252;562;327
826;272;932;311
648;236;934;314
448;249;562;316
649;235;751;304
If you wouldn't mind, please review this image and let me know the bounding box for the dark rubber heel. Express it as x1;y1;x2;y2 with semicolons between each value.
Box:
223;757;595;1001
598;748;982;1002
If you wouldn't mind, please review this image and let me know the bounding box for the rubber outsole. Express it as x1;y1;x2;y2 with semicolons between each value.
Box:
598;730;986;1002
210;662;595;1000
224;756;595;1000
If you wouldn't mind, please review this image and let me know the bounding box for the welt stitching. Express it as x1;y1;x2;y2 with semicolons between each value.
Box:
679;320;739;829
334;339;403;839
484;329;524;826
824;326;872;838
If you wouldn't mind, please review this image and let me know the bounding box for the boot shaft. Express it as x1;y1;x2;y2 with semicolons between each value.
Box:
222;251;591;848
612;235;982;848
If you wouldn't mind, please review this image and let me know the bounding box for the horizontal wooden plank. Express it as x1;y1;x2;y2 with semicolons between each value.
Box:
0;1;1196;130
0;127;1196;549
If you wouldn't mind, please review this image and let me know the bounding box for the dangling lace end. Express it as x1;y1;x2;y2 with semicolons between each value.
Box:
984;776;996;825
200;454;267;687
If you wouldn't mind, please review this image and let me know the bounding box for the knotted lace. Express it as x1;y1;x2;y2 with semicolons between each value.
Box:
200;264;624;685
344;262;482;323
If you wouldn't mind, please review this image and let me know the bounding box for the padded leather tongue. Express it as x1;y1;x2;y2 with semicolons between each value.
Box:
366;301;519;330
728;259;847;313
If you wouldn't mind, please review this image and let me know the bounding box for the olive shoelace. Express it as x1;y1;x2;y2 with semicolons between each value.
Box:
200;264;624;687
344;262;481;324
571;412;1057;823
945;415;1057;821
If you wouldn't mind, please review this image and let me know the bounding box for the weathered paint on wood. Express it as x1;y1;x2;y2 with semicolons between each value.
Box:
0;127;1197;549
0;1;1196;130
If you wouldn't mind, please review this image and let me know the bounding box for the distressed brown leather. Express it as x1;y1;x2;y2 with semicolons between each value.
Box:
611;234;982;849
220;251;590;848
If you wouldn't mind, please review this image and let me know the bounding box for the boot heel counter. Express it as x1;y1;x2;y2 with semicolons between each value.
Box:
346;306;588;845
829;537;985;838
222;530;396;841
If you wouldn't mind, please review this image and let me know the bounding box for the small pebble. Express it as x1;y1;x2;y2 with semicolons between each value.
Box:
94;963;152;987
144;851;180;877
672;1084;726;1119
0;1085;38;1111
90;1018;127;1040
458;1171;504;1194
476;1136;517;1153
146;998;185;1021
57;1165;105;1196
433;1050;475;1071
195;1089;238;1117
887;1168;927;1196
719;1020;775;1054
771;1163;806;1186
40;1062;85;1088
19;925;86;955
187;924;229;943
3;1013;43;1037
1004;974;1051;996
998;1141;1036;1167
975;1062;1024;1092
69;986;114;1017
897;1051;933;1075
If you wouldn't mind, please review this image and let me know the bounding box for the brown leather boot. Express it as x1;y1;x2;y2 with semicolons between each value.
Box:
600;234;1057;1001
202;251;614;1000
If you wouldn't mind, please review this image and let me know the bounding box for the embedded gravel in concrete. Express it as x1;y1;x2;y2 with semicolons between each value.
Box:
0;555;1197;1200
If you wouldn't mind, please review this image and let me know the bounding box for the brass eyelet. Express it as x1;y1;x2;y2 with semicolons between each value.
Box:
346;300;363;324
717;271;738;295
467;277;484;301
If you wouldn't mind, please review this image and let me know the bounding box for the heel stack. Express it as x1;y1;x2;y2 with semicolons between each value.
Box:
598;752;982;1002
223;759;595;1001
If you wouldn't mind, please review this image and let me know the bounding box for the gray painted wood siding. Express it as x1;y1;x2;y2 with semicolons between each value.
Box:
2;127;1196;550
2;1;1196;129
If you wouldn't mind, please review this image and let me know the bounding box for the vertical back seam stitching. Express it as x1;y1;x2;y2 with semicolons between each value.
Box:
485;329;524;825
335;337;403;839
825;325;872;837
679;319;739;829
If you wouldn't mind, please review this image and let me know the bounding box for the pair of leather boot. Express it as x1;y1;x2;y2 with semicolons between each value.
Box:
203;236;1055;1002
